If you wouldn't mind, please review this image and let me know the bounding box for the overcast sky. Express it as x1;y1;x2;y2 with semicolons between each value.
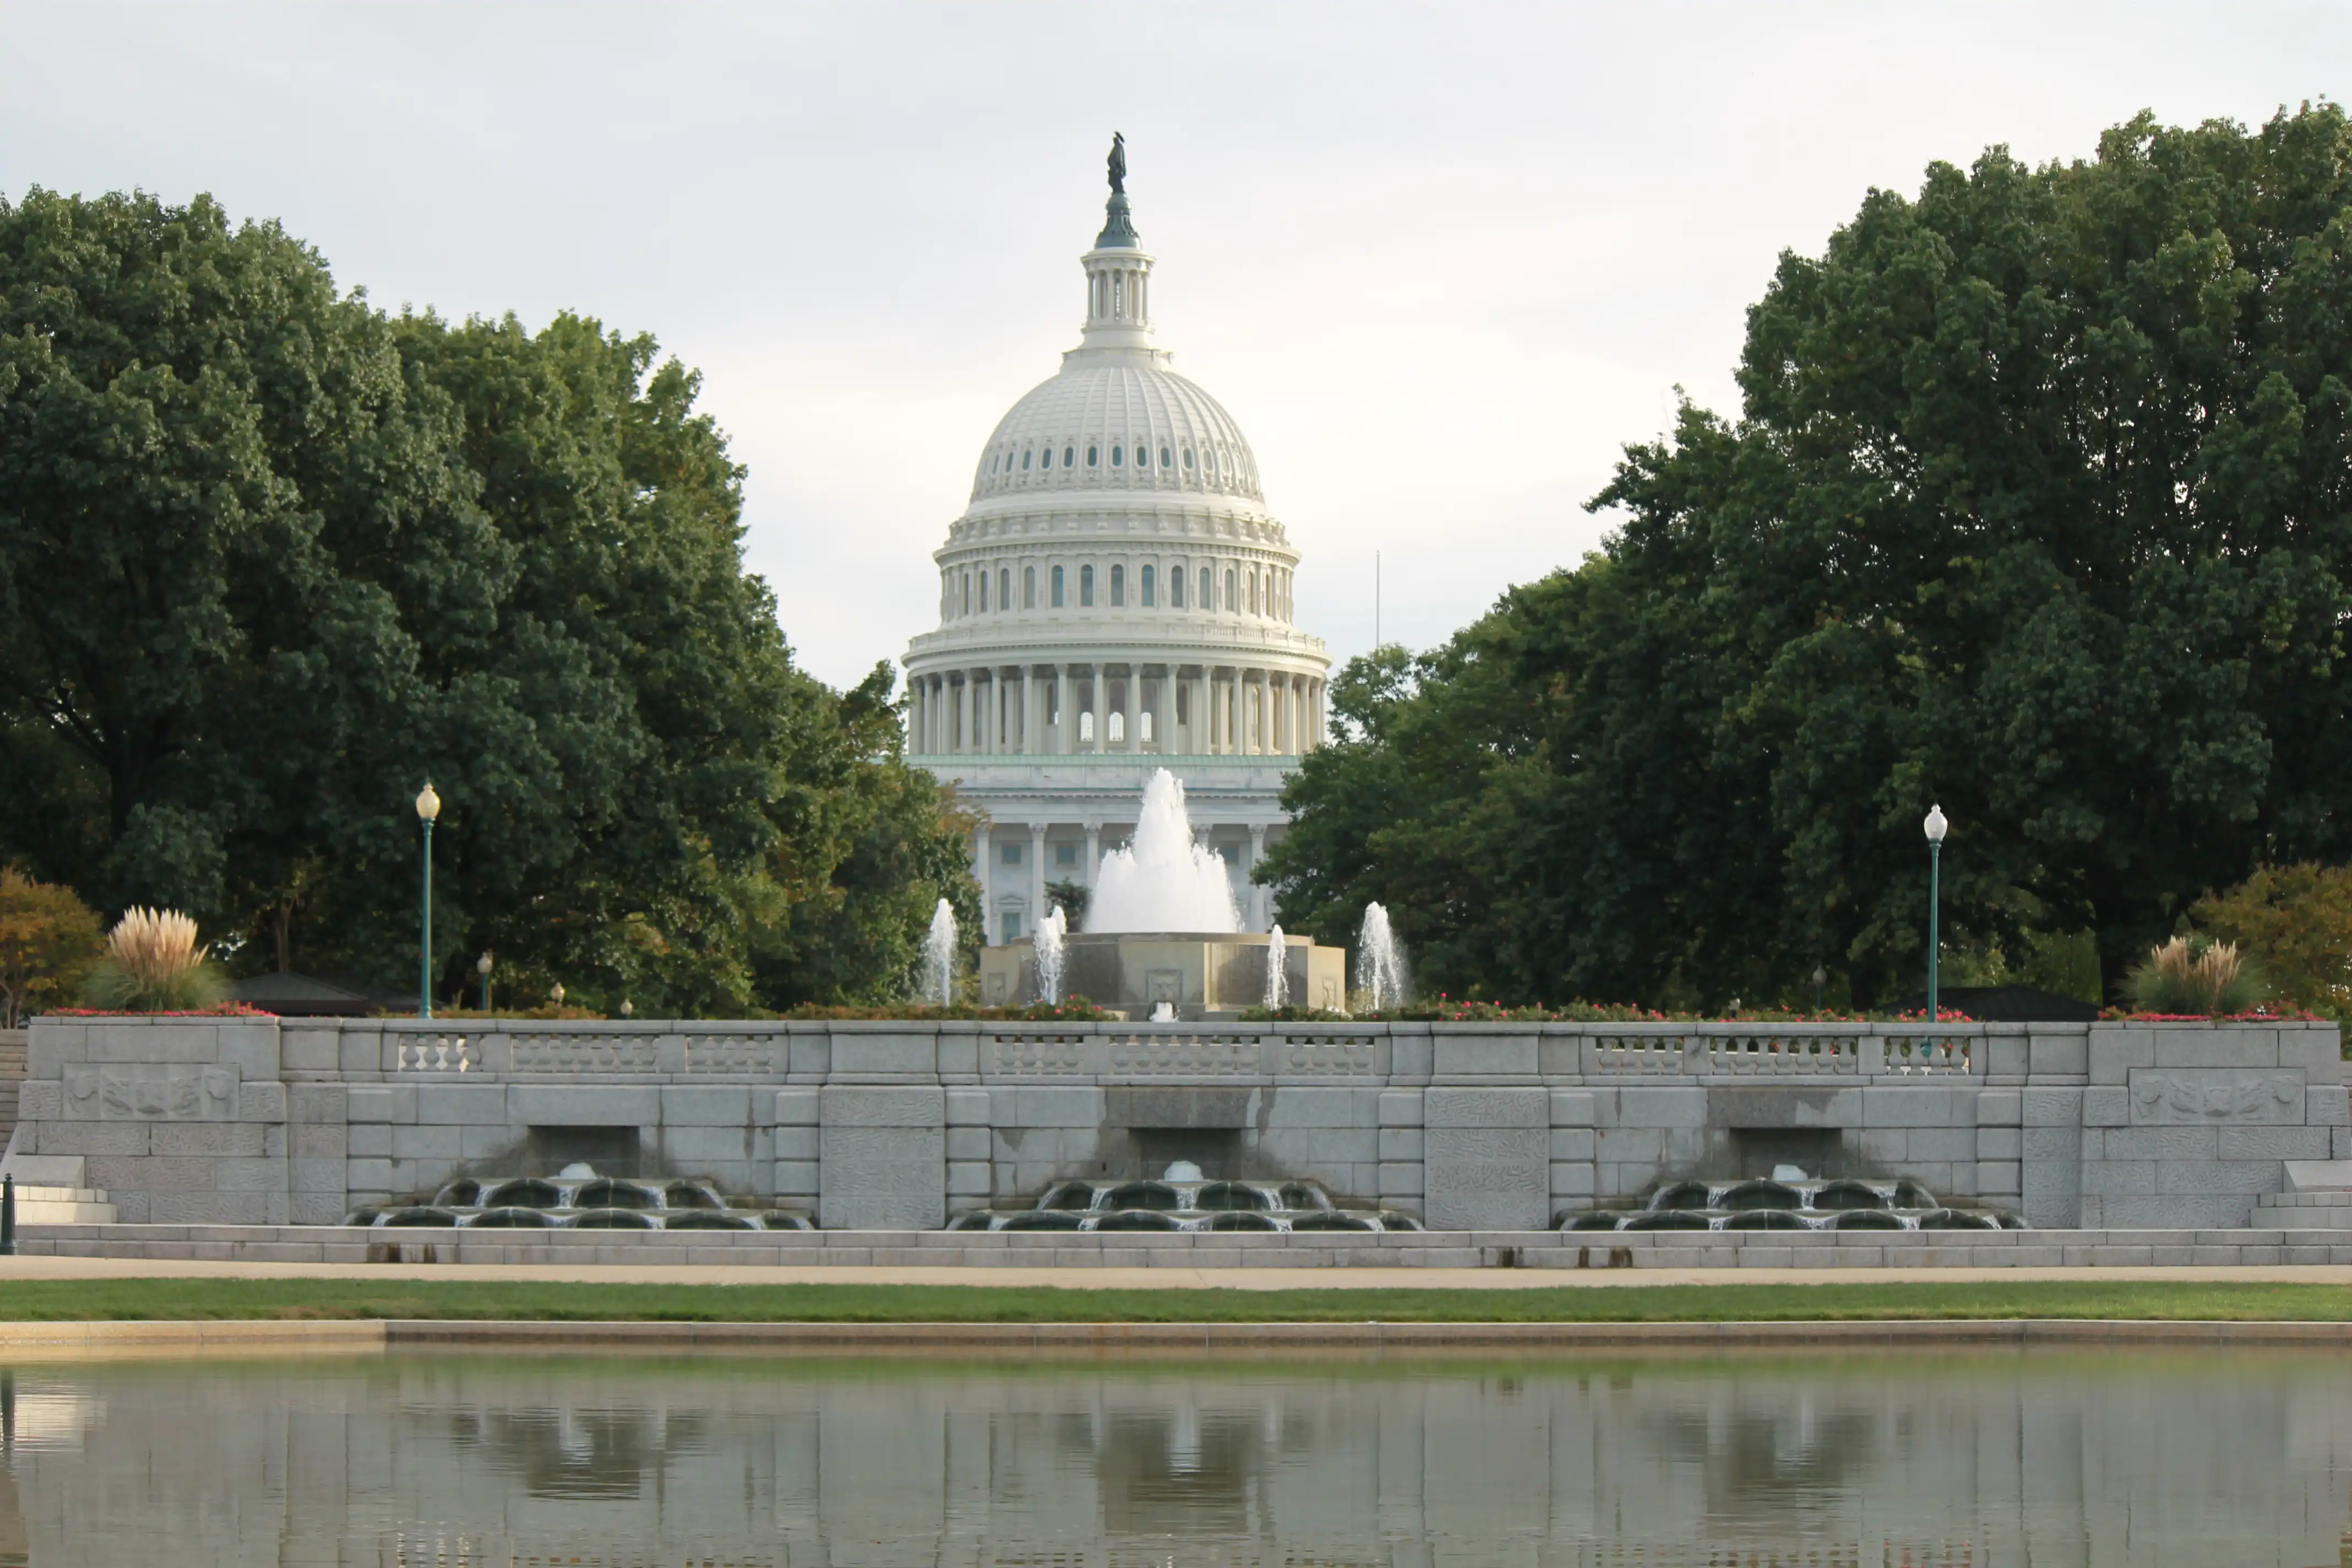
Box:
4;2;2346;689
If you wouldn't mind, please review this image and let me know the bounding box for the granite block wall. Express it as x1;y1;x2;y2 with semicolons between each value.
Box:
19;1017;2343;1231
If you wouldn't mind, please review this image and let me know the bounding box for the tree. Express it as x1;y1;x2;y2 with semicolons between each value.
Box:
0;188;973;1013
0;868;104;1026
1265;105;2352;1009
2192;863;2352;1019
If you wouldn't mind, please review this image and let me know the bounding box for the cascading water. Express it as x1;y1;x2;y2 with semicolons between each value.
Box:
1035;905;1068;1004
1264;924;1288;1010
923;898;958;1006
1357;902;1407;1010
1088;769;1239;933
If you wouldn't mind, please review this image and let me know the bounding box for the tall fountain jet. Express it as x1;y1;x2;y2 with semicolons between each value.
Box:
1264;925;1289;1010
923;899;958;1007
1088;770;1240;933
1357;902;1407;1011
1035;905;1068;1005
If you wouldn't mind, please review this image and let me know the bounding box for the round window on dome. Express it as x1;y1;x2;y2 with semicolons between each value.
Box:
1086;446;1098;467
1112;445;1123;467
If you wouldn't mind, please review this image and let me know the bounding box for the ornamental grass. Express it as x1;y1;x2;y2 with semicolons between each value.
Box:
78;906;226;1012
2124;935;2267;1018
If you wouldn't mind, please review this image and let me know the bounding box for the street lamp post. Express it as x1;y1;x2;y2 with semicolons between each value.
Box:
416;783;441;1019
1923;803;1948;1022
477;952;493;1014
1812;963;1827;1014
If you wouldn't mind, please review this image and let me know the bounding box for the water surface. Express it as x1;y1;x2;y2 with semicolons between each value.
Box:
3;1346;2348;1565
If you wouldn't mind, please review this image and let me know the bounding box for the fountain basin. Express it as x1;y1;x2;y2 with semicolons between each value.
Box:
948;1177;1422;1232
1561;1175;2023;1232
979;930;1345;1016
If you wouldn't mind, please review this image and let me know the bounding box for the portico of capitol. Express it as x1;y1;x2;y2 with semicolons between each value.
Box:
902;146;1330;943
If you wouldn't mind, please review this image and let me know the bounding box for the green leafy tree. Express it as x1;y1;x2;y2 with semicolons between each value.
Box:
2193;863;2352;1018
1265;105;2352;1008
0;188;973;1013
0;868;104;1026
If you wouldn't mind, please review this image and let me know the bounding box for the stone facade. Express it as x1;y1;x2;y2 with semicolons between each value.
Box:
17;1016;2346;1230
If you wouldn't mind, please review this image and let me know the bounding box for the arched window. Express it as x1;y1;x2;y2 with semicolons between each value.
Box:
1160;446;1172;468
1200;567;1212;609
998;568;1010;612
1086;445;1099;467
1183;447;1195;469
1022;449;1032;471
1110;565;1125;606
1141;564;1155;606
978;572;988;612
1111;445;1124;467
1080;711;1095;743
1169;566;1185;608
1063;445;1075;467
961;573;971;616
1023;566;1037;608
1249;571;1259;614
1080;564;1095;607
1041;446;1053;469
1224;569;1235;611
1108;711;1125;744
1139;710;1154;743
1052;565;1065;607
989;453;998;474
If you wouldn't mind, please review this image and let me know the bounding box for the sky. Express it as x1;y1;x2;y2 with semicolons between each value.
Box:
3;2;2348;690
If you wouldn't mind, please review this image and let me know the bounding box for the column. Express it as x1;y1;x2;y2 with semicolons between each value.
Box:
1060;665;1077;755
907;679;923;753
1246;823;1268;931
1029;823;1048;925
973;823;992;943
1153;666;1172;755
1089;662;1106;754
1084;821;1102;889
1022;668;1039;755
1257;668;1273;754
1120;664;1140;754
1190;668;1208;755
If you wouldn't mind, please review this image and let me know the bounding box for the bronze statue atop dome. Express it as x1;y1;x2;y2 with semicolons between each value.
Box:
1107;132;1126;195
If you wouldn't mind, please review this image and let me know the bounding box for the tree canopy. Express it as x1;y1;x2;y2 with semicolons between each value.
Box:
1265;105;2352;1010
0;187;973;1014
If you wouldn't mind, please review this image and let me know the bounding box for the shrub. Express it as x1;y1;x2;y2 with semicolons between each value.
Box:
2192;863;2352;1019
2124;936;2266;1017
79;907;226;1012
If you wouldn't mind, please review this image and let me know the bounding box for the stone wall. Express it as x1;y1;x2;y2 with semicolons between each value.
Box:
17;1016;2347;1230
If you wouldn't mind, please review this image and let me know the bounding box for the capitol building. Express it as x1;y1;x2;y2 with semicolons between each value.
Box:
903;152;1330;943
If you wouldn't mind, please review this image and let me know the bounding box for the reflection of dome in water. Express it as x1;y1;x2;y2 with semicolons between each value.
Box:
904;146;1331;950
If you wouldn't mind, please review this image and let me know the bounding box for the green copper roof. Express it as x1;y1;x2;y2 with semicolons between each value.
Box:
1096;192;1139;248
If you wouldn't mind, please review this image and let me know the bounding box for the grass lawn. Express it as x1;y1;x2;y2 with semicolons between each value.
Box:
0;1278;2347;1323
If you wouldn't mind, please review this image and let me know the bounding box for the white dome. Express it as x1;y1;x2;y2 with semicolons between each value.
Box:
971;362;1263;505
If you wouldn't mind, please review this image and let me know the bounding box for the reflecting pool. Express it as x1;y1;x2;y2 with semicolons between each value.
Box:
3;1346;2350;1565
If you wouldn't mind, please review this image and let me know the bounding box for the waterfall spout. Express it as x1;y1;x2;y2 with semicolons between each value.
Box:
923;899;958;1007
1035;905;1068;1005
1264;925;1288;1011
1088;769;1239;933
1358;902;1407;1011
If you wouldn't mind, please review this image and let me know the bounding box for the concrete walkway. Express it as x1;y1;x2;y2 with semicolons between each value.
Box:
6;1256;2352;1289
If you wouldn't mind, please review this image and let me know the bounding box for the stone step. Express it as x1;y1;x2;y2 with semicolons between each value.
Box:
14;1198;116;1224
10;1186;106;1205
2255;1191;2352;1208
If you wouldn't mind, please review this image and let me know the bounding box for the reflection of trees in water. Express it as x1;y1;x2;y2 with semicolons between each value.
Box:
433;1403;709;1500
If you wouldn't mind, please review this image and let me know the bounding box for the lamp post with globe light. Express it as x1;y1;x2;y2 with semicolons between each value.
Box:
477;952;493;1014
415;784;442;1019
1923;804;1948;1022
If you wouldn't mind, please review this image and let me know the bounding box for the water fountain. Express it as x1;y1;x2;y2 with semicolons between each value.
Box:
976;768;1347;1015
1357;902;1407;1011
923;897;957;1006
948;1176;1423;1233
1090;771;1240;933
1035;905;1068;1004
342;1168;814;1230
1559;1177;2023;1232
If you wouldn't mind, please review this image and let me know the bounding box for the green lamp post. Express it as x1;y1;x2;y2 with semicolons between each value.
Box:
416;782;442;1019
1923;803;1948;1022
